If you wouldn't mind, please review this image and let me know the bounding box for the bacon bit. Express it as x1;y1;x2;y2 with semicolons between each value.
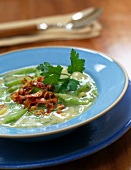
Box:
56;104;65;114
19;90;43;99
23;87;33;95
22;77;28;84
43;91;49;99
11;76;65;115
46;103;54;108
48;85;53;91
36;82;47;89
31;106;37;109
57;104;65;110
34;110;42;116
0;104;4;109
18;89;24;95
35;98;46;104
37;76;44;82
23;98;36;108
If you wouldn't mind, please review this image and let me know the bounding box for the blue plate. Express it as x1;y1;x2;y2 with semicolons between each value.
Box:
0;81;130;169
0;46;129;138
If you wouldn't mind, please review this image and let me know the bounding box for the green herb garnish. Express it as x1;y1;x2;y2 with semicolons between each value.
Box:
68;49;85;74
37;49;85;93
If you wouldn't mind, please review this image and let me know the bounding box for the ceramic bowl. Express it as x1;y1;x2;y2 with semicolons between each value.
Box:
0;46;129;140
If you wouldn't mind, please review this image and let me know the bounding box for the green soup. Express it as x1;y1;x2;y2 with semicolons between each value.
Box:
0;65;98;128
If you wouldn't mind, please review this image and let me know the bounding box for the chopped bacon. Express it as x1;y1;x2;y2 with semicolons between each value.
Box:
36;82;48;89
11;76;65;115
19;90;43;99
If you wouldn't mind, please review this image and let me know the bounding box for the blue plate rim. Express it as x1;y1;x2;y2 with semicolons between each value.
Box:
0;120;130;169
0;46;129;138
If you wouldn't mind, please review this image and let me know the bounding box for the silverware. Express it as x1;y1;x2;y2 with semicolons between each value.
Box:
38;7;102;30
0;7;102;38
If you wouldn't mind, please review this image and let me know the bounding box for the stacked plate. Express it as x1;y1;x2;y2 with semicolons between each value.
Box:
0;46;130;169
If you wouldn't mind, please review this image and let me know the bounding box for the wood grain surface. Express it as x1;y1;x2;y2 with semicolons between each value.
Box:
0;0;131;170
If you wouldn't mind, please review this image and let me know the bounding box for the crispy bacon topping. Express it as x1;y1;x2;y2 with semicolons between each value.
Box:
11;76;65;115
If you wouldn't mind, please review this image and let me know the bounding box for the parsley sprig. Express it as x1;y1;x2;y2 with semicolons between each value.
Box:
37;49;85;93
68;49;85;74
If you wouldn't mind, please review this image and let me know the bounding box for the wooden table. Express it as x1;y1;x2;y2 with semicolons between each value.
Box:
0;0;131;169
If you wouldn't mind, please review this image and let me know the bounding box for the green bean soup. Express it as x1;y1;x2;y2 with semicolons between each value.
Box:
0;50;98;128
0;67;98;128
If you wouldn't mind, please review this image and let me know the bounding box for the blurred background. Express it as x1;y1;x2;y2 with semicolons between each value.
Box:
0;0;131;76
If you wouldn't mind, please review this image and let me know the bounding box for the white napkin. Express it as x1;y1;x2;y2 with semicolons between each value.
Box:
0;8;102;46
